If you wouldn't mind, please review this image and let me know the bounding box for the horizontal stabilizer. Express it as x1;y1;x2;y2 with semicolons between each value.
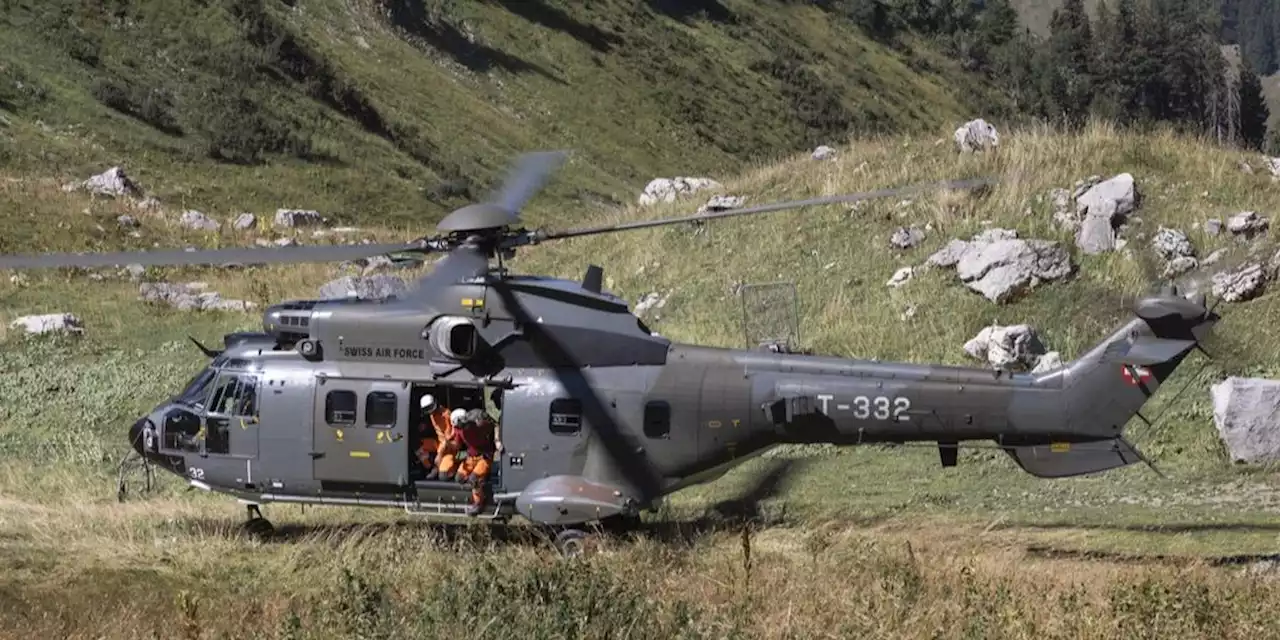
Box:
1003;438;1144;478
1105;336;1197;366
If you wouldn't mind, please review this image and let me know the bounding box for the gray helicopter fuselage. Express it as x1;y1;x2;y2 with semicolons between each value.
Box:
127;271;1213;527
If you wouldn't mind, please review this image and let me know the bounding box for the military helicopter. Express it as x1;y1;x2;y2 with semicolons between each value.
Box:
0;151;1229;557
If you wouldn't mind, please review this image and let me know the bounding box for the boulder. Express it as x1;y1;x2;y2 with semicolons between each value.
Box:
886;266;915;288
929;228;1073;304
890;226;926;250
139;283;256;311
963;324;1048;370
953;119;999;153
1151;226;1195;261
697;195;746;213
812;145;837;160
1204;219;1223;236
638;177;722;206
1226;211;1270;239
274;209;325;228
1074;173;1138;254
64;166;142;198
1212;263;1267;302
1212;377;1280;463
319;275;407;300
635;291;670;316
179;210;219;232
9;313;84;336
1049;188;1075;229
233;213;257;231
1031;351;1063;373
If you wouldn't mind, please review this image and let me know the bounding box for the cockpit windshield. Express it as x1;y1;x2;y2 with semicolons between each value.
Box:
175;367;217;408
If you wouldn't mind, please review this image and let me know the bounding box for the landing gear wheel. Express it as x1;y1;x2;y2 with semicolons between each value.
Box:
555;529;588;558
242;504;274;541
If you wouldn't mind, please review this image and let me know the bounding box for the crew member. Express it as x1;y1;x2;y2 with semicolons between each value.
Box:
452;408;500;516
417;395;460;481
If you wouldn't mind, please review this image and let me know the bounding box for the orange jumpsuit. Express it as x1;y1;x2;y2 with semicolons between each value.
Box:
453;414;496;509
418;407;458;478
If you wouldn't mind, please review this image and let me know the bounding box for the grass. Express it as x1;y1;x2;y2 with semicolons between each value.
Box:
8;122;1280;636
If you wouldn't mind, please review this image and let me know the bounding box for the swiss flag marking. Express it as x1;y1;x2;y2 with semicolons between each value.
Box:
1122;365;1152;386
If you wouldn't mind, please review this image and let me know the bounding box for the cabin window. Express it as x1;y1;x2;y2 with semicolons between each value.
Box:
643;401;671;439
549;398;582;435
365;391;398;428
325;390;358;426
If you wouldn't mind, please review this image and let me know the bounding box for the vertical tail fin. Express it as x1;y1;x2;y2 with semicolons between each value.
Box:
1003;289;1218;478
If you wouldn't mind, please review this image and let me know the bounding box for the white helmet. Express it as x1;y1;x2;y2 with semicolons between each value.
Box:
419;394;437;411
450;408;468;425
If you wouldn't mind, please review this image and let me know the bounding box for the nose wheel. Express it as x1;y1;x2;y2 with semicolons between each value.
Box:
241;504;275;540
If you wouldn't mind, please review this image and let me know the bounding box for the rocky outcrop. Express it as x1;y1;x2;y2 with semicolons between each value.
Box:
1074;173;1139;254
1226;211;1270;239
1212;377;1280;463
318;275;407;300
638;177;722;206
9;313;84;336
927;228;1074;303
1151;227;1197;277
812;145;837;160
954;119;999;153
139;283;256;311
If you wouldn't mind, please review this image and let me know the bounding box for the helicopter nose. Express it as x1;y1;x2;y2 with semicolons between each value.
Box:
128;417;150;457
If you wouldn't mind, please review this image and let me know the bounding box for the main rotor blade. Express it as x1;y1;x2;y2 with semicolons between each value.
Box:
538;176;999;242
487;150;569;215
0;242;431;270
487;279;665;503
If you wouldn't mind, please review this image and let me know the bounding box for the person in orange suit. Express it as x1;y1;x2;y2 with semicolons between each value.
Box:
418;395;460;481
453;408;501;516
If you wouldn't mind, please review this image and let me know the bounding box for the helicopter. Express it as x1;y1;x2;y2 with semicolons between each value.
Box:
0;151;1230;557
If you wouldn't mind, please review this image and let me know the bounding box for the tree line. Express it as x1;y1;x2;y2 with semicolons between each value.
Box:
826;0;1274;153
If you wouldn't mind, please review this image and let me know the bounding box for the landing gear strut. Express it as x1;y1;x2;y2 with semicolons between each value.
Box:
242;504;274;540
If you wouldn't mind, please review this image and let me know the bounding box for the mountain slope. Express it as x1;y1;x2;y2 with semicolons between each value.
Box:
0;0;1000;232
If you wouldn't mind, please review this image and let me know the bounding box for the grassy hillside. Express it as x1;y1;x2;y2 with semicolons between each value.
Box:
7;123;1280;637
0;0;1000;235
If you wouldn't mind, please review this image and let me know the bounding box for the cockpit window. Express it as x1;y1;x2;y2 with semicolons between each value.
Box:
177;368;217;408
207;372;260;417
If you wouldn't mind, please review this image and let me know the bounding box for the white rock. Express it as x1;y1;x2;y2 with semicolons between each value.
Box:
233;213;257;231
953;119;999;153
9;313;84;335
1203;248;1228;266
1152;226;1195;261
1264;156;1280;179
70;167;141;198
1212;263;1267;302
1074;173;1138;254
1163;256;1199;278
886;266;915;288
635;291;670;315
1212;377;1280;463
179;210;219;232
890;226;926;250
318;275;407;300
963;324;1046;370
1227;211;1270;237
139;283;257;311
697;195;746;213
954;238;1073;303
812;145;837;160
274;209;325;228
638;177;722;206
116;215;139;229
1204;219;1223;236
1031;351;1063;373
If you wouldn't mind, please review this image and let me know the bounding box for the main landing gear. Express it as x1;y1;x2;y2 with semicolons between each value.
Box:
550;514;644;558
241;503;275;540
554;529;588;558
